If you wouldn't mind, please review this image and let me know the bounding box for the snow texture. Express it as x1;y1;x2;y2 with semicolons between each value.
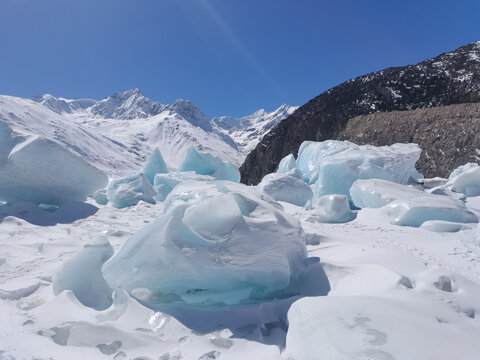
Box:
102;180;308;306
178;147;240;182
350;179;425;209
52;236;113;310
106;173;156;208
257;172;313;206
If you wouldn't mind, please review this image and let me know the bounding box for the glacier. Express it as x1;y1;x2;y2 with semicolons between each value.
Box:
350;179;425;209
142;147;168;185
310;194;356;223
382;195;478;227
178;147;240;182
257;171;313;206
106;173;156;208
52;236;113;310
446;163;480;197
102;180;308;306
0;123;108;205
292;140;421;200
153;171;215;202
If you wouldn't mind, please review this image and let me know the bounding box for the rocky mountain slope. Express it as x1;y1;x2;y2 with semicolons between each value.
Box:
338;102;480;178
240;41;480;184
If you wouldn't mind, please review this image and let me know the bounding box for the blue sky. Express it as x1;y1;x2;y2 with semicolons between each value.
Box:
0;0;479;118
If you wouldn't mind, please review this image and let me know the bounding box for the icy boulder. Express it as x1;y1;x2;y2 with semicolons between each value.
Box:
350;179;425;209
295;141;421;199
53;237;113;310
0;127;108;205
277;154;297;174
93;189;108;205
153;171;215;202
310;194;356;223
257;172;313;206
178;147;240;182
383;195;478;227
446;163;480;197
420;220;472;233
106;173;156;208
142;148;168;185
102;180;308;306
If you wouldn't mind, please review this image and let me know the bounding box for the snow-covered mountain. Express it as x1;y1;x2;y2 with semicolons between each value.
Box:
212;104;298;154
24;89;297;174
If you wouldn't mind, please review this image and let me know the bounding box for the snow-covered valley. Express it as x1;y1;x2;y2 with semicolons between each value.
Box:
1;92;480;360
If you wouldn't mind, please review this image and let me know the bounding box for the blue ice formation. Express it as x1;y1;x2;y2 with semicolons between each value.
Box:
282;140;421;200
94;189;108;205
310;194;356;223
350;179;425;209
257;171;313;206
446;163;480;197
382;195;478;227
153;171;215;202
178;147;240;182
277;154;297;174
142;148;168;185
102;180;308;306
106;173;156;208
53;236;113;310
0;125;108;205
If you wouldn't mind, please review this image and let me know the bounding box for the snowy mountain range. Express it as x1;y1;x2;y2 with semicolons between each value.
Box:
0;89;297;175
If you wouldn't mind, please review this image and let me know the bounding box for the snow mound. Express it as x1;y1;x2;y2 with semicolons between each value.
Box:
284;296;480;360
383;195;478;227
257;172;313;206
142;148;168;185
0;123;108;205
310;194;356;223
350;179;425;209
420;220;473;233
153;171;215;202
106;173;156;208
102;180;308;306
53;236;113;310
446;163;480;197
178;147;240;182
295;140;421;199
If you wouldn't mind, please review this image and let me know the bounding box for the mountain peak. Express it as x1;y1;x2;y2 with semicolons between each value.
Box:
167;99;211;131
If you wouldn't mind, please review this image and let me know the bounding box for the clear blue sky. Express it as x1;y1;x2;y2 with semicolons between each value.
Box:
0;0;479;118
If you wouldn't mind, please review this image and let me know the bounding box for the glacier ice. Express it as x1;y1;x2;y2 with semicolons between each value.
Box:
350;179;425;209
153;171;215;202
178;147;240;182
93;189;108;205
420;220;472;233
294;140;421;199
277;154;297;174
52;236;113;310
383;195;478;227
142;148;168;185
257;172;313;206
446;163;480;197
106;173;156;208
102;180;308;306
0;125;108;205
310;194;356;223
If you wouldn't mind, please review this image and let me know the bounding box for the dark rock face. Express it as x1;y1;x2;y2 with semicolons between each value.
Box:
338;103;480;178
240;41;480;184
